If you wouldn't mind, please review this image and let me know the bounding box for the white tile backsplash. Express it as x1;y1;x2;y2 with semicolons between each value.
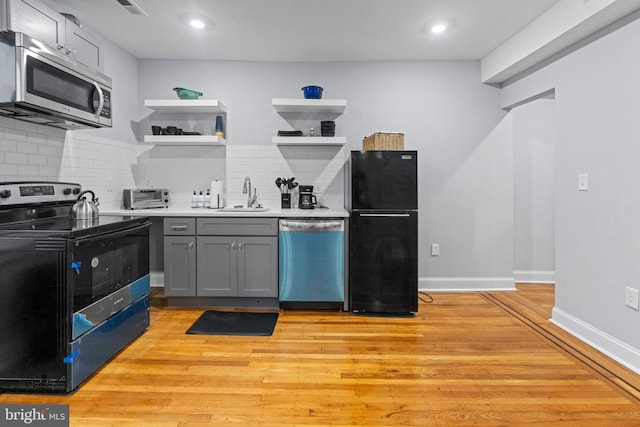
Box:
224;144;346;209
1;118;346;210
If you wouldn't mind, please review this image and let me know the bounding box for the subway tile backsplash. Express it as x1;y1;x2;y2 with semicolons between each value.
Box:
1;115;346;211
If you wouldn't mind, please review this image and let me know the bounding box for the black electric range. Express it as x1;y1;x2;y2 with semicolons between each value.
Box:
0;181;152;393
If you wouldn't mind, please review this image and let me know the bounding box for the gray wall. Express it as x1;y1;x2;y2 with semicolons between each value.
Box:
136;60;513;290
513;98;556;283
503;18;640;371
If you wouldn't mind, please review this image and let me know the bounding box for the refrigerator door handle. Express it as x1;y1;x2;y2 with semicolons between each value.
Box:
359;213;411;217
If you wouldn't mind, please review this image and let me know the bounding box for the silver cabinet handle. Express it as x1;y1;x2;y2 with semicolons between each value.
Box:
188;241;194;249
238;242;244;250
170;225;188;231
231;242;236;250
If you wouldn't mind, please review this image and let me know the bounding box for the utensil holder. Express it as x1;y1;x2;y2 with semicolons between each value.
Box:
281;193;291;209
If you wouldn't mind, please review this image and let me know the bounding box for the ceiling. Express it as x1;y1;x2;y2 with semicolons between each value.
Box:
49;0;563;62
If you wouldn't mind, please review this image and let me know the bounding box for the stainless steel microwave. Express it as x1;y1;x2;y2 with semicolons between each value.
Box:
0;32;112;129
123;189;170;210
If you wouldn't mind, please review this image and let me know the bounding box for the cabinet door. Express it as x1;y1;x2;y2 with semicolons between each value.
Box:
163;236;196;297
64;19;103;71
237;236;278;297
197;236;237;297
3;0;65;48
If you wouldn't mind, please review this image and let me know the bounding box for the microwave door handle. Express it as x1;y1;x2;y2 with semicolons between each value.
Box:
92;81;104;118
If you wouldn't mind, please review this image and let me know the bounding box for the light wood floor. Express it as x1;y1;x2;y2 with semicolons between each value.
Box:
1;284;639;426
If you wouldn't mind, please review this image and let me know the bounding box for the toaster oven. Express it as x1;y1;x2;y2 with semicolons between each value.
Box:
123;189;169;210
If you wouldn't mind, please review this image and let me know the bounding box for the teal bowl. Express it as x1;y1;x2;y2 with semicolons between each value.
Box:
173;87;203;99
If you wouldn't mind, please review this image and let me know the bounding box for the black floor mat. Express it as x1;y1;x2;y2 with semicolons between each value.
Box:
186;310;279;336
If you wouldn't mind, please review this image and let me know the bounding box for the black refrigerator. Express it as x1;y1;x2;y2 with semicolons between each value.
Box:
349;150;418;314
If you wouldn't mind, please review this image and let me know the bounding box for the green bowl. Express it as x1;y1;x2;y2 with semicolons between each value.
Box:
173;87;203;99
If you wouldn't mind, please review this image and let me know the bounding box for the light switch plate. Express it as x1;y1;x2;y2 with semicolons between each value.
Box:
431;243;440;256
578;173;589;191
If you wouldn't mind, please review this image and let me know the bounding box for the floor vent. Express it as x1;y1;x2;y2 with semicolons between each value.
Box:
115;0;147;16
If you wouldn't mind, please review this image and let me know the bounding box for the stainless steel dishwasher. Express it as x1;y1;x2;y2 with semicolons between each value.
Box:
278;219;345;310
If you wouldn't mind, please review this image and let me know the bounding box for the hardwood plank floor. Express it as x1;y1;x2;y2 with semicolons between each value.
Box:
1;285;639;426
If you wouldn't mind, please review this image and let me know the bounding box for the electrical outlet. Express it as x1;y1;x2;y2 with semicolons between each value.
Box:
431;243;440;257
625;287;639;310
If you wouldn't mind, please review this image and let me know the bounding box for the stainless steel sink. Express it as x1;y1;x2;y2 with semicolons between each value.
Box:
219;207;270;212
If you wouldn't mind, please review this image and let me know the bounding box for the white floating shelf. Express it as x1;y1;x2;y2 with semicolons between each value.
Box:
272;136;346;146
144;135;226;146
272;99;347;114
144;99;227;114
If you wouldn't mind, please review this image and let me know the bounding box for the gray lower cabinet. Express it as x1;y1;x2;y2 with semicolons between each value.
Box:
163;218;196;297
163;217;278;298
197;218;278;298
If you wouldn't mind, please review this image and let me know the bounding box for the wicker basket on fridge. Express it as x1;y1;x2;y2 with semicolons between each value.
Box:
362;132;404;151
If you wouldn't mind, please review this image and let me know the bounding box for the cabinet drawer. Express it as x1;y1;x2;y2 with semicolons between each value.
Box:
197;218;278;236
164;218;196;235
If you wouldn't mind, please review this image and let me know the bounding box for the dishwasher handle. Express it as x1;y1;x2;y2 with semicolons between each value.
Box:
279;219;344;232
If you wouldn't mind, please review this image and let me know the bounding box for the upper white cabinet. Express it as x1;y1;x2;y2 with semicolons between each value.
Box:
143;99;227;146
272;98;347;146
1;0;104;71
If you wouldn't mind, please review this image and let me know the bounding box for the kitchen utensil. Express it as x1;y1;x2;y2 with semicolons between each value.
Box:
70;190;100;220
287;177;298;191
173;87;203;99
302;85;323;99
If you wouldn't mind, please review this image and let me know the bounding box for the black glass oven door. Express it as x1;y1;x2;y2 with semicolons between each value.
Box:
69;223;150;313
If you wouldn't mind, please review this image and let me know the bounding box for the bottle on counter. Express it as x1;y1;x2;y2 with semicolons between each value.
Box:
191;191;197;208
196;191;204;208
204;190;211;208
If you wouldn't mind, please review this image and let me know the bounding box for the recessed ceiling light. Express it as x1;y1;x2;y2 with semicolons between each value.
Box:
180;14;213;30
189;19;206;29
422;18;455;37
431;23;447;34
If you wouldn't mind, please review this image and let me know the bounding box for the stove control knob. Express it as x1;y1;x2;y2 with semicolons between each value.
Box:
63;188;72;195
0;189;11;198
72;187;81;195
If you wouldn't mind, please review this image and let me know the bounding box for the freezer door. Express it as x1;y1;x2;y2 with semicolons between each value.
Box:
351;150;417;210
349;211;418;313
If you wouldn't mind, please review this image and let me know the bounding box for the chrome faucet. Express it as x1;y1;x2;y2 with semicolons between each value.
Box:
243;176;256;208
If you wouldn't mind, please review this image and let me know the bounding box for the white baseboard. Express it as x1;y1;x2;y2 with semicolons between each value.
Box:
419;276;516;292
551;307;640;375
513;270;555;284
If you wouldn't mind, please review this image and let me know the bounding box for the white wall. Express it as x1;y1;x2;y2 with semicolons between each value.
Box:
513;98;556;283
136;60;513;289
502;18;640;372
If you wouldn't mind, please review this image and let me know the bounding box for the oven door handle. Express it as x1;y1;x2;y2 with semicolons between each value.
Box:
72;222;151;246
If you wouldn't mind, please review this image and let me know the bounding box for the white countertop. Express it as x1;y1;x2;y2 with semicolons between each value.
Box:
101;207;349;218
